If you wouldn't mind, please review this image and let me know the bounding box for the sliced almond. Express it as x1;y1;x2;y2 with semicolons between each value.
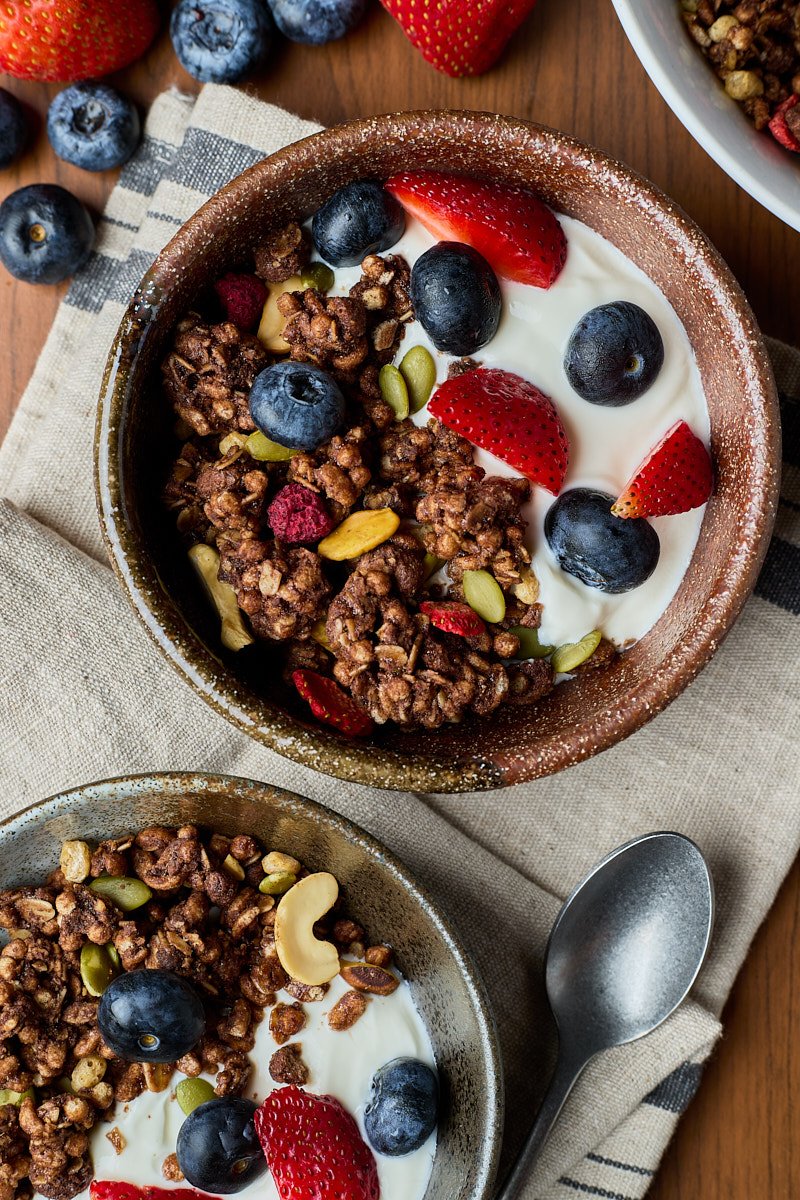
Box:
274;871;339;986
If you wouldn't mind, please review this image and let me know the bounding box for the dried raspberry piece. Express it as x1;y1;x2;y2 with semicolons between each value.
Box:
420;600;486;637
268;483;336;545
292;670;374;737
768;95;800;153
214;272;268;331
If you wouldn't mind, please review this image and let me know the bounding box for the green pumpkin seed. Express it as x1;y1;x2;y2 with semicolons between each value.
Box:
399;346;436;413
107;944;121;970
259;871;297;896
379;364;410;420
300;262;335;292
245;431;299;462
89;876;152;912
507;626;555;659
423;552;444;580
551;630;602;674
463;569;506;624
176;1077;216;1116
0;1088;34;1106
79;943;120;997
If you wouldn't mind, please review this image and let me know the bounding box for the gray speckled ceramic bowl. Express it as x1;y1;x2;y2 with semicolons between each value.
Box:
96;110;780;792
0;771;503;1200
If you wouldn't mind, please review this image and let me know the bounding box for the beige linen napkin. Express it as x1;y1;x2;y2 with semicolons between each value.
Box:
1;84;799;1200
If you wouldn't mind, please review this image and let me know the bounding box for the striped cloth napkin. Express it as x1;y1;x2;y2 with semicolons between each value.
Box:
1;84;799;1200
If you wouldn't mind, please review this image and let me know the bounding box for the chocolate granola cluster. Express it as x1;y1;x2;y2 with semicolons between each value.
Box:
0;826;393;1200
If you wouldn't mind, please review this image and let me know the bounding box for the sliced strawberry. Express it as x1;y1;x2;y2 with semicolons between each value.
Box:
427;368;569;495
420;600;487;638
379;0;538;77
386;172;566;288
611;420;713;519
255;1085;380;1200
768;95;800;153
90;1184;210;1200
292;670;374;737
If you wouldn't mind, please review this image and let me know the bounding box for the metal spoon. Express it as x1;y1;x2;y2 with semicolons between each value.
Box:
496;831;714;1200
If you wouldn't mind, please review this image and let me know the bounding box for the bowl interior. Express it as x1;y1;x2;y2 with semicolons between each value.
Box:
97;111;779;791
0;772;502;1200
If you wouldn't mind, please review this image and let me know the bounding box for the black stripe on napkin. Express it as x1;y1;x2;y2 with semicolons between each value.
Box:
643;1061;703;1113
586;1154;654;1178
165;128;265;197
558;1179;637;1199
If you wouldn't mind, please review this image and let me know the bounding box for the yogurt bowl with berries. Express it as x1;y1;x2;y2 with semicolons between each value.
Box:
0;772;501;1200
96;110;779;791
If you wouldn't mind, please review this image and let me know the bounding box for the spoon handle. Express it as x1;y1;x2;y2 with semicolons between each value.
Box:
494;1050;586;1200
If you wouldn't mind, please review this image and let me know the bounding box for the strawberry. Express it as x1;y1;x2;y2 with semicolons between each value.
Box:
90;1184;208;1200
386;172;566;288
427;368;569;495
255;1085;380;1200
292;670;374;737
611;420;713;519
420;600;486;638
768;95;800;153
0;0;160;83
379;0;538;77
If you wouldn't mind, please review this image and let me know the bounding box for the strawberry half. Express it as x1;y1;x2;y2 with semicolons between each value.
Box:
387;172;566;288
90;1185;209;1200
255;1085;380;1200
768;95;800;153
420;600;486;638
379;0;538;77
611;420;713;519
292;670;374;737
428;368;569;495
0;0;159;82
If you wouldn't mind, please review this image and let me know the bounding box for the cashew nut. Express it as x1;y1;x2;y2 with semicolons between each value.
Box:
257;276;302;352
274;872;340;986
188;544;254;652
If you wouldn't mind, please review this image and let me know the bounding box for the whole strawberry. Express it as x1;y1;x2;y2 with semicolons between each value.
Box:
0;0;160;83
255;1085;380;1200
379;0;538;76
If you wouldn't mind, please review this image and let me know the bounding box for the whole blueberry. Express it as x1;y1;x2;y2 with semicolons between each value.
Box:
364;1058;439;1157
544;487;660;594
171;0;274;83
0;89;27;170
312;180;405;267
249;360;345;451
0;185;94;284
411;242;501;356
47;84;140;173
177;1098;265;1194
97;969;206;1063
564;301;664;406
268;0;367;43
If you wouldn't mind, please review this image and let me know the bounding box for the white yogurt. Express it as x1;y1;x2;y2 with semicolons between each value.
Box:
65;972;436;1200
333;216;710;649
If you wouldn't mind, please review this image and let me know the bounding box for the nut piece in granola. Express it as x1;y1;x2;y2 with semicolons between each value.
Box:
274;873;340;986
268;1042;308;1085
327;990;368;1031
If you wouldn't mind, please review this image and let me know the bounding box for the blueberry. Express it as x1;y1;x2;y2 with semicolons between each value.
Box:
0;185;94;284
410;242;501;356
47;84;140;173
177;1098;265;1194
364;1058;439;1157
312;180;405;268
0;89;27;170
170;0;274;83
544;488;660;594
268;0;367;43
564;301;664;406
249;361;345;452
97;969;206;1062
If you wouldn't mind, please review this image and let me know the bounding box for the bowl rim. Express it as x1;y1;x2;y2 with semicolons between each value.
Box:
611;0;800;233
95;108;780;792
0;769;505;1200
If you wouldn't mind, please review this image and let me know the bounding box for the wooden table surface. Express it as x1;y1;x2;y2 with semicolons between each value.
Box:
1;0;798;1195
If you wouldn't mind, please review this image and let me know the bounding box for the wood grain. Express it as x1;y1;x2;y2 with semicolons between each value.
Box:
1;0;798;1195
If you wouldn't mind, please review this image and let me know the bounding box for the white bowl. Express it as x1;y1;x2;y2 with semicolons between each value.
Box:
612;0;800;231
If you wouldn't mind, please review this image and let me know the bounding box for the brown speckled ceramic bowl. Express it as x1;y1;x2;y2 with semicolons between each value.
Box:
0;771;503;1200
95;110;780;792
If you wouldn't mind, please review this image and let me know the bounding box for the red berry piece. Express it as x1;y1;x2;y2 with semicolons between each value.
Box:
611;420;713;519
292;670;374;737
379;0;539;77
255;1085;380;1200
268;483;335;545
90;1184;209;1200
428;367;569;495
420;600;486;637
768;95;800;153
214;272;268;331
387;171;566;288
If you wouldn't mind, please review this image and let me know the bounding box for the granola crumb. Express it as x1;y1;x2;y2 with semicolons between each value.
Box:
268;1043;309;1085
